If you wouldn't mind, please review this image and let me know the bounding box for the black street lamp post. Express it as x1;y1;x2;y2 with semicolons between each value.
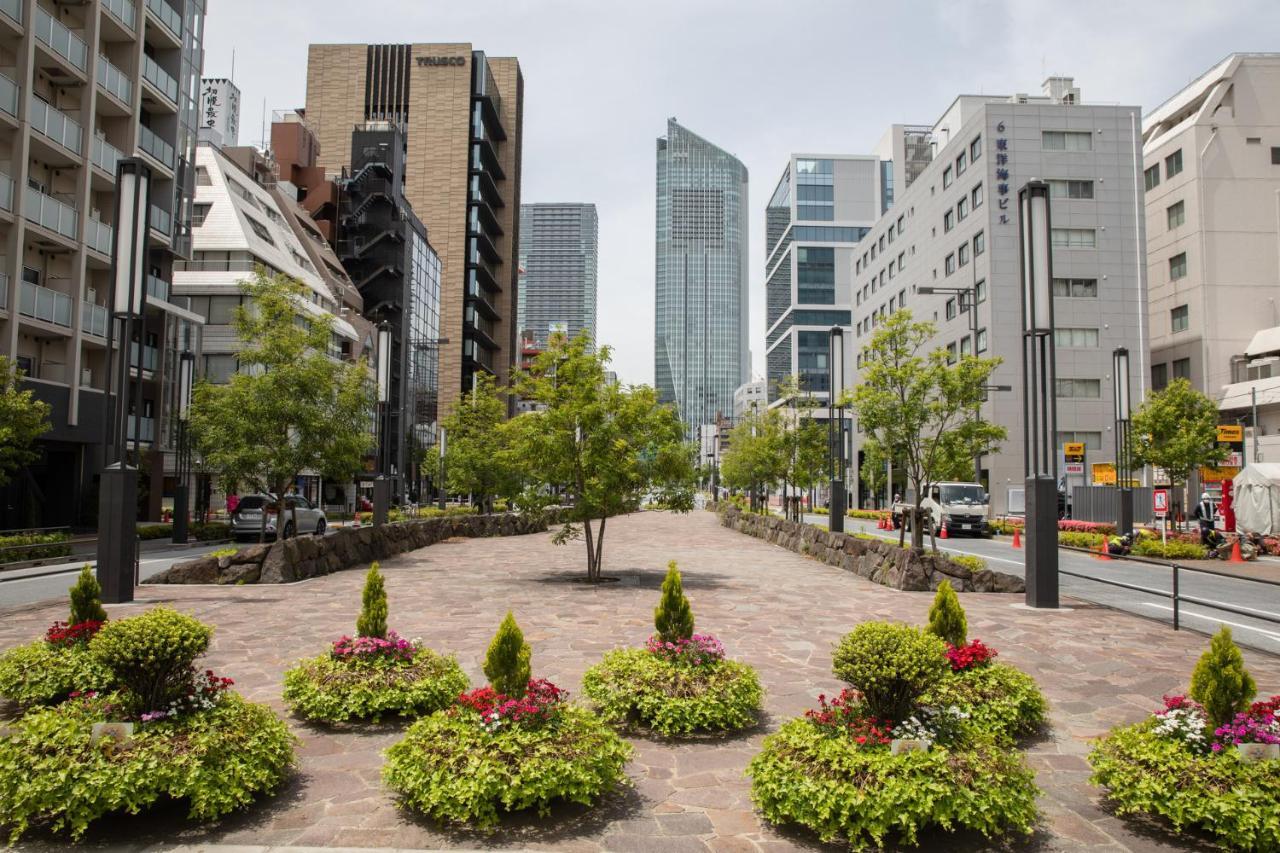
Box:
1018;180;1059;608
171;350;194;544
373;323;392;526
97;158;152;604
437;426;447;511
1113;347;1133;536
828;326;846;533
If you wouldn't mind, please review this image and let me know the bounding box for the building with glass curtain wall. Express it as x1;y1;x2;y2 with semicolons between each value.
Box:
517;202;598;350
655;118;748;437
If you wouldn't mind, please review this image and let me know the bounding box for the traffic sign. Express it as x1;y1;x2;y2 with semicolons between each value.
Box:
1153;488;1169;517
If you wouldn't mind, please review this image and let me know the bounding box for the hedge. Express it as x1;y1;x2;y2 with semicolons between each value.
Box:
0;532;72;563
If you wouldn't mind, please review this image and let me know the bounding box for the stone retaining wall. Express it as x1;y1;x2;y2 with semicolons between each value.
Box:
145;511;565;585
719;507;1024;593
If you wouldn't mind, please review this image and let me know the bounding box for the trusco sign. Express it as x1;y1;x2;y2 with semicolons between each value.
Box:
416;56;466;67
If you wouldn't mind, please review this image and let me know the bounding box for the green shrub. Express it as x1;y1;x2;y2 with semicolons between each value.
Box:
283;649;468;723
383;704;631;828
0;692;295;843
947;554;986;574
847;509;890;521
923;663;1047;744
988;519;1022;535
582;648;762;736
1131;537;1208;560
926;580;966;647
0;531;72;563
356;562;388;639
68;565;107;625
209;546;238;558
0;640;113;707
1058;531;1106;549
191;522;231;541
484;612;531;698
89;607;212;715
832;623;948;722
748;717;1039;849
136;524;172;540
1189;626;1256;728
654;560;694;643
1089;720;1280;851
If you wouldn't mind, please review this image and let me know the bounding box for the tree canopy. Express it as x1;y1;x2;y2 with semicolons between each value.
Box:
440;373;523;511
1131;378;1227;505
0;356;51;487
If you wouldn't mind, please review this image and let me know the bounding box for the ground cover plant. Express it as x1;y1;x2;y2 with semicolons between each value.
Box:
282;562;468;723
384;612;631;828
749;610;1041;849
582;561;763;735
0;606;295;842
1090;626;1279;851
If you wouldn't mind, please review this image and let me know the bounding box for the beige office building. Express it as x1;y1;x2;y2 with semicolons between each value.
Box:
304;43;523;414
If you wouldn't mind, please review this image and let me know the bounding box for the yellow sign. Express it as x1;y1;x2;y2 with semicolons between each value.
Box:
1064;442;1085;458
1200;465;1241;483
1217;425;1244;443
1092;463;1116;485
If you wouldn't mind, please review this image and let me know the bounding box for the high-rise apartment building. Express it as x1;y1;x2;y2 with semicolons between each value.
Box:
655;118;748;437
764;155;877;410
1142;54;1280;400
848;78;1147;516
517;202;597;350
0;0;206;528
304;43;522;414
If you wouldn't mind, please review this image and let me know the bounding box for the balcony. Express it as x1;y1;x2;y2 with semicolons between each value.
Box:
29;98;84;156
102;0;135;30
149;204;171;235
34;7;88;74
126;415;155;443
0;72;17;120
129;341;157;372
137;124;174;169
145;0;180;39
85;218;113;255
24;186;78;241
19;280;73;328
81;299;108;337
96;55;132;105
0;0;20;27
146;273;168;301
140;54;177;105
91;134;123;175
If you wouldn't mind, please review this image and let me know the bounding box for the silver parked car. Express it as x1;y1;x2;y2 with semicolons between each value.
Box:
231;494;327;541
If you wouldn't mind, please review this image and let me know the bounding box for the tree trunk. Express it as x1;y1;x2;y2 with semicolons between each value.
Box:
911;505;926;550
594;516;607;577
583;517;596;581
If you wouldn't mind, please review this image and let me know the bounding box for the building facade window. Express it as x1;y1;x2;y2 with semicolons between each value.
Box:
1167;199;1185;229
1169;252;1188;280
1043;130;1093;151
1051;227;1096;248
1171;304;1189;332
1056;378;1101;398
1151;362;1168;390
974;279;986;303
956;196;968;221
973;231;985;256
946;342;957;363
1054;327;1099;347
960;335;972;356
971;183;983;209
944;253;956;275
970;136;982;161
1053;277;1097;297
958;242;969;266
955;151;966;176
1144;164;1160;191
1056;430;1103;451
943;165;953;188
1165;149;1184;178
976;328;987;353
797;246;836;304
943;209;954;232
1048;179;1094;199
1172;357;1191;380
945;297;957;320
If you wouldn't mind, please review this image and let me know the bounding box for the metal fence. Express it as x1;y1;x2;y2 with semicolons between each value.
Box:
1070;485;1154;524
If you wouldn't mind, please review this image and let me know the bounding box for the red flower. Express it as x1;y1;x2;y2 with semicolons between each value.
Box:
45;620;104;647
945;639;997;671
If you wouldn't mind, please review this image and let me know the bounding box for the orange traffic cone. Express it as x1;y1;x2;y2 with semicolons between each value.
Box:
1011;527;1022;549
938;523;949;540
1096;538;1111;561
1229;537;1245;563
879;515;888;530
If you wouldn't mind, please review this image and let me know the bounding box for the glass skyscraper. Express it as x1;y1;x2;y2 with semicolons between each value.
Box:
517;203;599;350
655;119;749;437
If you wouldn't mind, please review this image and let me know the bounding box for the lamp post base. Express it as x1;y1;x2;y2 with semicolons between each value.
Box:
373;477;390;527
172;484;189;544
829;480;846;533
1025;475;1059;608
97;464;138;604
1118;487;1133;537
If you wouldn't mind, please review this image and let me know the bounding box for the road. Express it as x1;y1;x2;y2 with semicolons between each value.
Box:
804;513;1280;655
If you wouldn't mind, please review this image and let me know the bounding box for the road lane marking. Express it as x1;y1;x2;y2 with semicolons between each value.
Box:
1140;603;1280;642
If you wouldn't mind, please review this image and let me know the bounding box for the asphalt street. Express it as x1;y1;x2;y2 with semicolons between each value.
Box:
803;513;1280;656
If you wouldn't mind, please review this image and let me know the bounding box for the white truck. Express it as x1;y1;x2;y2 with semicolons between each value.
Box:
892;482;992;537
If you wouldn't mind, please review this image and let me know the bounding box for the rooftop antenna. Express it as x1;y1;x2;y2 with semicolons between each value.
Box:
260;97;267;151
230;48;235;83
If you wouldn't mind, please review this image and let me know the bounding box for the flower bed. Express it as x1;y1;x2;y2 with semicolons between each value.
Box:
582;562;763;736
0;531;72;563
1089;628;1278;850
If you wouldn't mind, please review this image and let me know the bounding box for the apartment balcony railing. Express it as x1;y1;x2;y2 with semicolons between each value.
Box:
0;0;21;26
138;124;174;169
0;273;8;310
91;134;123;174
102;0;135;30
0;172;12;211
149;204;171;235
173;259;258;272
129;342;158;372
0;72;17;119
29;97;83;155
141;54;177;104
85;218;113;255
34;7;88;73
81;299;108;337
126;415;154;442
19;280;72;328
146;273;169;301
24;186;77;240
145;0;180;37
96;55;131;104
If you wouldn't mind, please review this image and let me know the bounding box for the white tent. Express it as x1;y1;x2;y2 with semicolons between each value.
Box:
1231;464;1280;535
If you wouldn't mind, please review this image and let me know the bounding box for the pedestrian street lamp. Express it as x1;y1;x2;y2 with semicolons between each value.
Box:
437;426;447;511
373;323;392;526
1113;347;1133;536
828;326;847;533
171;350;195;544
97;158;152;603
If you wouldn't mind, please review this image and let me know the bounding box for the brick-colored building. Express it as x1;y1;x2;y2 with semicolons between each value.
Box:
304;43;523;415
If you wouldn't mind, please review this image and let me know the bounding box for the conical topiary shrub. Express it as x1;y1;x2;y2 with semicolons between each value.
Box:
654;561;694;643
69;565;108;624
355;562;387;639
484;611;531;698
1189;626;1256;727
926;580;966;648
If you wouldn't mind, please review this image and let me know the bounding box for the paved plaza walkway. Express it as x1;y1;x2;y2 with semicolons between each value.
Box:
4;509;1279;852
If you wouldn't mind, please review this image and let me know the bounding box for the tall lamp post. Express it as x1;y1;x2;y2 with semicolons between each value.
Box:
373;323;392;526
1018;180;1059;608
437;426;447;511
171;350;194;544
97;158;151;604
828;326;846;532
1113;347;1133;536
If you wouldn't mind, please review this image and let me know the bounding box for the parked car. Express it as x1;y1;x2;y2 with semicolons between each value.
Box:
230;494;327;541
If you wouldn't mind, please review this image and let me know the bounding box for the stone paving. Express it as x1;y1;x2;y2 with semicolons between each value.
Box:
4;509;1280;852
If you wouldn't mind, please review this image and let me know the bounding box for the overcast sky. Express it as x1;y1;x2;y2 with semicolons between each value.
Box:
204;0;1277;386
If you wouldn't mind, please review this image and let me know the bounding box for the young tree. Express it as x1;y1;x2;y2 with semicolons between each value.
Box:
356;562;387;639
440;373;521;512
860;437;891;510
719;406;785;512
1189;626;1256;727
1131;378;1227;521
773;376;827;522
926;580;967;648
69;565;108;624
654;561;694;643
849;311;1005;550
0;356;51;486
189;271;375;541
513;331;695;582
484;611;532;698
